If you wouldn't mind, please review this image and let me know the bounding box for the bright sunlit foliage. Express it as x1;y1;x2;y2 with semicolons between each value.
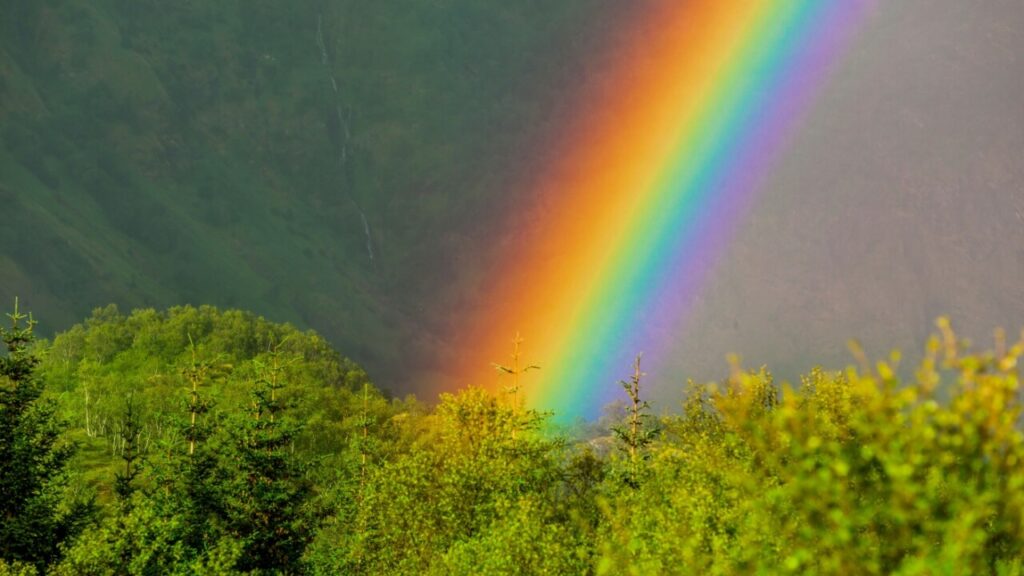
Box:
1;304;1021;575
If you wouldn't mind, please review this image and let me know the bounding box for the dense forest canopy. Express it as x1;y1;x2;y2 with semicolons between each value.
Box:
1;303;1022;574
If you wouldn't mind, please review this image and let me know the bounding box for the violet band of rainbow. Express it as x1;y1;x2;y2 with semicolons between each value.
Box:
454;1;877;421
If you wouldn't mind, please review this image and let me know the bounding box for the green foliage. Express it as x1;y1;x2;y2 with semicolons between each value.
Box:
0;560;36;576
222;347;318;574
435;495;589;575
9;304;1024;574
596;321;1024;575
38;304;372;495
52;488;249;576
313;388;578;575
0;300;93;571
610;354;659;487
45;305;382;575
112;393;144;505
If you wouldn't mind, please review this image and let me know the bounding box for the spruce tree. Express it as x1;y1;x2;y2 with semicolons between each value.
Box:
225;346;317;574
172;337;229;555
113;393;144;508
611;354;659;487
0;299;92;569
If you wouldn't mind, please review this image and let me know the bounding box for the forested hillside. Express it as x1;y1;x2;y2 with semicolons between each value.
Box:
0;0;622;391
1;303;1022;574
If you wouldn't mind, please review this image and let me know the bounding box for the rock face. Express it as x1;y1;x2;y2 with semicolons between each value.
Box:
1;1;1021;401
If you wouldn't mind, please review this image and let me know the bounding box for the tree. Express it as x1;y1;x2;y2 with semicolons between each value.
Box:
611;354;659;487
0;299;92;570
492;333;540;442
491;332;540;412
163;337;230;556
224;346;318;574
55;338;240;576
113;392;145;507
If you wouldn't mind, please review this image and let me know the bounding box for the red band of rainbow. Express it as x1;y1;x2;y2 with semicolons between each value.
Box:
452;0;877;420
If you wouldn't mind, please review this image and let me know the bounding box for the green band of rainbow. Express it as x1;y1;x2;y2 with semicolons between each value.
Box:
453;0;876;420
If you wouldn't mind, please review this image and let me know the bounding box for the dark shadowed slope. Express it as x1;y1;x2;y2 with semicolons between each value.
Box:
0;0;623;394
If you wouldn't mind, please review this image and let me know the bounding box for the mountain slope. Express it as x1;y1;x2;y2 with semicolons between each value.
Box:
0;0;620;391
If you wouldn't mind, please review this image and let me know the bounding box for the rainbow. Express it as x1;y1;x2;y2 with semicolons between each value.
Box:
451;0;876;420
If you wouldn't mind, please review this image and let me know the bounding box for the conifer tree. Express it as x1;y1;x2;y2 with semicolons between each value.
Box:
225;345;317;574
0;299;92;569
56;336;239;575
492;332;540;440
164;337;229;556
492;332;540;412
113;393;144;508
611;354;659;487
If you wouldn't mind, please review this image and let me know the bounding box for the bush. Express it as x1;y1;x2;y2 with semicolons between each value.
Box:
596;321;1024;575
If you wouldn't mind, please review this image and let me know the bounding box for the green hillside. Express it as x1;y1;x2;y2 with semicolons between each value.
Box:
0;0;620;393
